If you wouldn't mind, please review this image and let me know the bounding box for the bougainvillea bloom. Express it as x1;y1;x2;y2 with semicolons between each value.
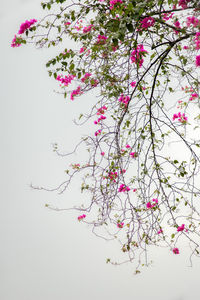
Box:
178;0;190;9
130;44;148;67
130;152;135;158
56;74;75;86
95;129;102;136
177;224;185;232
109;0;123;10
18;19;37;34
130;81;136;88
118;184;130;192
196;55;200;66
118;94;130;106
140;16;155;29
11;35;22;48
117;222;124;228
78;214;86;221
70;86;82;100
173;112;187;123
173;247;180;254
146;198;158;209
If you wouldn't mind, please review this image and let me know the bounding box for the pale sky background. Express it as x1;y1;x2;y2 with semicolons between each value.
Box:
1;1;200;299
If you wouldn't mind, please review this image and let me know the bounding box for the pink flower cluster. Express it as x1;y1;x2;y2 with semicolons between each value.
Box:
83;24;94;33
95;129;102;136
172;112;187;123
94;106;107;124
157;228;163;234
178;0;190;9
81;73;92;82
189;93;198;101
11;18;37;47
118;184;130;192
130;81;136;88
196;55;200;66
130;44;148;68
130;152;135;158
173;247;179;254
187;16;199;27
106;171;118;182
118;94;130;106
77;214;86;221
11;35;22;48
177;224;185;232
109;0;123;10
97;106;107;115
80;47;86;53
18;19;37;34
194;32;200;50
117;222;124;228
162;12;174;21
97;35;108;44
70;86;82;100
56;74;75;86
94;115;106;124
174;21;181;34
146;198;158;209
140;16;155;29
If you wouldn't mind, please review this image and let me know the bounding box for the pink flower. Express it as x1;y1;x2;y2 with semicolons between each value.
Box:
174;21;181;34
18;19;37;34
133;188;137;192
177;224;185;232
196;55;200;67
130;81;136;88
178;0;190;9
70;86;82;100
65;22;71;26
56;74;75;86
109;0;123;10
117;222;124;228
118;184;130;192
173;112;187;123
81;73;92;82
118;94;130;106
194;32;200;50
172;247;179;254
146;198;158;209
157;229;163;234
101;152;105;156
140;16;155;29
130;44;148;68
80;47;86;53
189;93;198;101
162;12;174;21
126;144;131;148
97;35;108;44
130;152;135;158
77;214;86;221
187;16;199;27
11;35;22;48
95;129;102;136
146;201;152;209
83;24;94;33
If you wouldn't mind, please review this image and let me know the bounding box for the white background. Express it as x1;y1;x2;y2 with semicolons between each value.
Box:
1;1;200;299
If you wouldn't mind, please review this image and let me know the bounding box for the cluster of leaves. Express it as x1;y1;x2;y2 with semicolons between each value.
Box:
15;0;200;272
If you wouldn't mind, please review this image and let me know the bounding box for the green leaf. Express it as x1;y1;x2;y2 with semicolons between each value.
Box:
126;23;134;32
106;19;120;32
